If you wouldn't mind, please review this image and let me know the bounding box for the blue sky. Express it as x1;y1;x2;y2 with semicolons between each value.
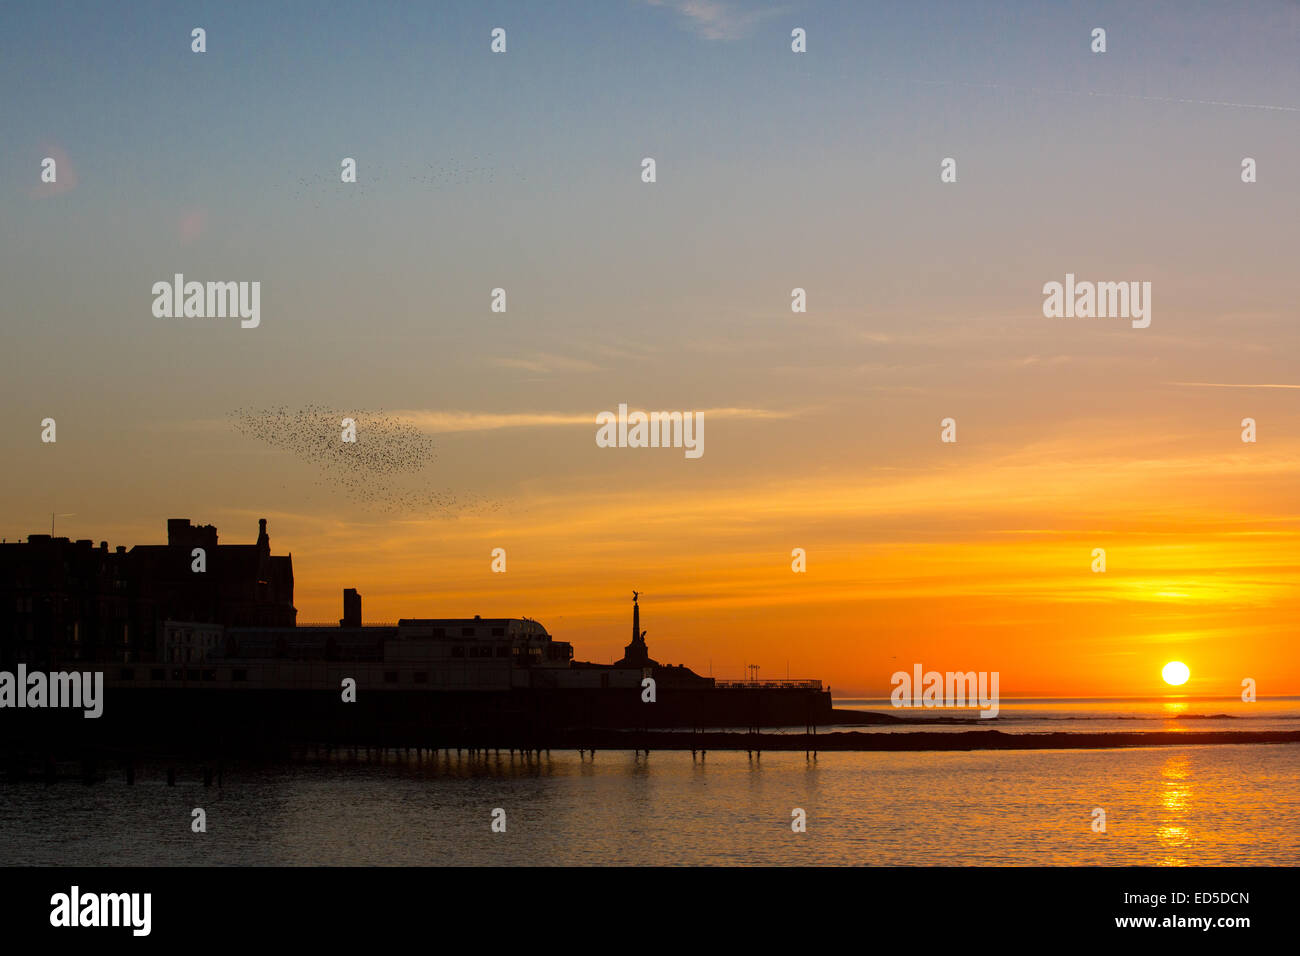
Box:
4;0;1297;485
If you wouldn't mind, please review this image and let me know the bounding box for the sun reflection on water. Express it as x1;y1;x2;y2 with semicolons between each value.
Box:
1156;753;1193;865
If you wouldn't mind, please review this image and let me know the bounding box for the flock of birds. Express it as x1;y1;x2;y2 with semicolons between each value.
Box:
228;404;495;515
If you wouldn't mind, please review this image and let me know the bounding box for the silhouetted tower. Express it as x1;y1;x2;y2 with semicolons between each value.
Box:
341;588;361;628
617;590;654;668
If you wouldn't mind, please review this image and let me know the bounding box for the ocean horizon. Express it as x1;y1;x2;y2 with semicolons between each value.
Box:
824;695;1300;734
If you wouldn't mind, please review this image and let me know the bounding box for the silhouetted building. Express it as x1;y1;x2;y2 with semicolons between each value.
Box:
128;518;295;630
0;536;129;668
163;620;226;664
341;588;362;628
0;518;295;667
2;523;834;746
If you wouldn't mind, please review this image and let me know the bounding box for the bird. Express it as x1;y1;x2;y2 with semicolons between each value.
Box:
227;404;497;516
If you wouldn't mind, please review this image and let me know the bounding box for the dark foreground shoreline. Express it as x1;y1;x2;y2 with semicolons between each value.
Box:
554;728;1300;752
4;704;1294;777
6;729;1297;782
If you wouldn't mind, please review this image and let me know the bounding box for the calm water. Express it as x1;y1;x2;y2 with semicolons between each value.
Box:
828;695;1300;734
3;741;1297;866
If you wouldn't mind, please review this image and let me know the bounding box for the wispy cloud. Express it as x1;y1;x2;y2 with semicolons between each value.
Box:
393;407;801;433
486;353;603;374
644;0;784;41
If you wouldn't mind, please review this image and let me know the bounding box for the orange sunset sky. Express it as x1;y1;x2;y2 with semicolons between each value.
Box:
4;2;1298;696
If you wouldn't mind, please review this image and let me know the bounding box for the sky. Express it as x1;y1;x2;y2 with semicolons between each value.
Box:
3;1;1299;696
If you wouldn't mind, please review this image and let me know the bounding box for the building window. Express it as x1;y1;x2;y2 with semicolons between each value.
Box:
384;671;398;683
119;668;135;681
432;627;445;638
151;669;165;681
491;626;505;637
186;669;199;681
451;646;465;658
414;672;428;684
461;626;475;637
232;669;248;682
495;646;509;657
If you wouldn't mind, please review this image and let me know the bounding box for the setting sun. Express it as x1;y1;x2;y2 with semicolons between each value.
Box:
1162;661;1191;687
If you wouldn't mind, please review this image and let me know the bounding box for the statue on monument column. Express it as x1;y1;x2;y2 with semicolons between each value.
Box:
617;589;656;669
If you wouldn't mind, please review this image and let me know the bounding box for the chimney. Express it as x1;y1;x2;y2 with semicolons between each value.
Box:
341;588;361;628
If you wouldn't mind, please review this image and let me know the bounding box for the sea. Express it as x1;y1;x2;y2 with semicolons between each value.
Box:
830;694;1300;734
1;697;1296;866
